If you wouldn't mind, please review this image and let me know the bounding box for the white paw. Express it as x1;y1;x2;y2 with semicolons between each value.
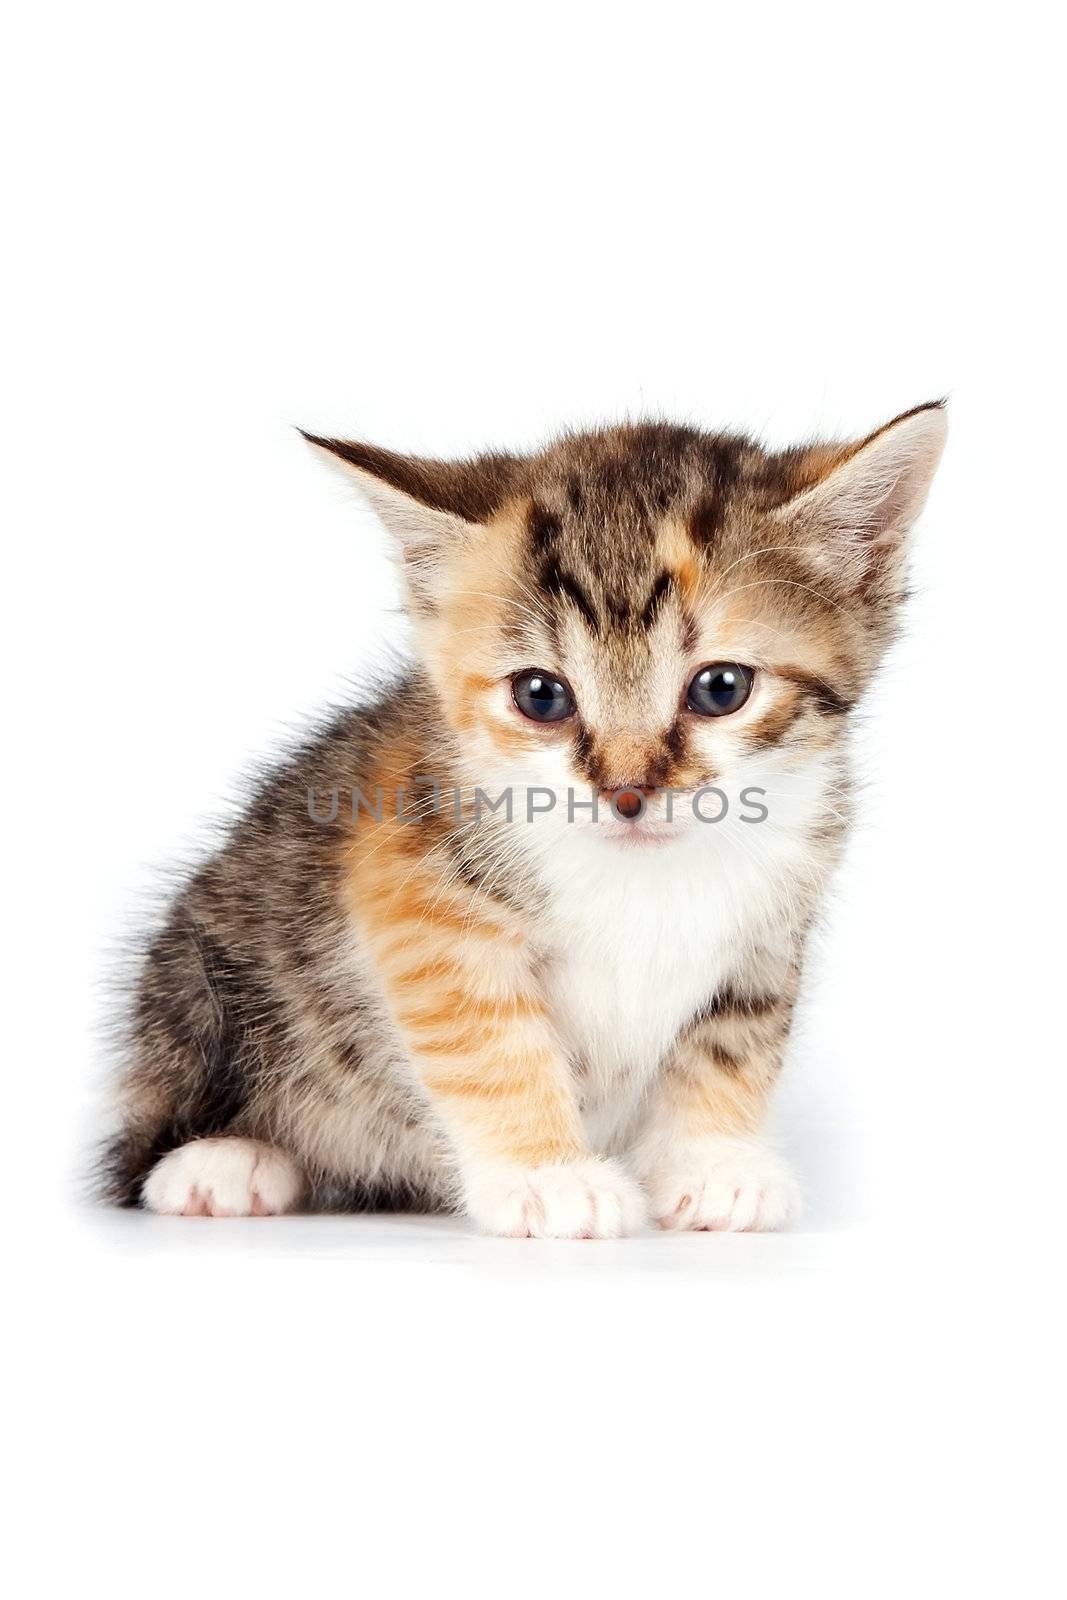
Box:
645;1137;800;1232
463;1157;648;1239
142;1138;305;1217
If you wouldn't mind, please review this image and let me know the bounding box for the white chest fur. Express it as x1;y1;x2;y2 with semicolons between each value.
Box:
531;816;807;1153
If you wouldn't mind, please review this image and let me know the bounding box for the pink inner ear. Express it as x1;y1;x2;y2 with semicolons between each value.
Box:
760;407;945;608
784;406;946;551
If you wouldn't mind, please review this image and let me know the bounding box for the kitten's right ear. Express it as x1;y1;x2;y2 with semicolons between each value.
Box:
300;431;522;607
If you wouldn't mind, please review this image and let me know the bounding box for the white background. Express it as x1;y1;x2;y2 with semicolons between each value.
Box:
4;3;1063;1596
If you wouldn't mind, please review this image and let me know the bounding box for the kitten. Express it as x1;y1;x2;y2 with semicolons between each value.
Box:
100;404;946;1235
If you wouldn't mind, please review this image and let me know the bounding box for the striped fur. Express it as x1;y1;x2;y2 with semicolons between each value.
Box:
100;405;945;1234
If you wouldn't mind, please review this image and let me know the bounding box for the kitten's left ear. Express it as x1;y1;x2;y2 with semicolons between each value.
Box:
772;401;947;602
300;431;523;608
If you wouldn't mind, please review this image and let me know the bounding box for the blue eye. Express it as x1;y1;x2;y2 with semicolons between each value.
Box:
686;664;754;717
512;670;576;723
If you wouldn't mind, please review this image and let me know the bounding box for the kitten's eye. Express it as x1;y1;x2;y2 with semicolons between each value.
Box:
686;663;754;717
512;670;576;723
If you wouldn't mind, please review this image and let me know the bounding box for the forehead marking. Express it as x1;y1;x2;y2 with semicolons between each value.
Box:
528;503;562;552
689;439;745;548
538;551;601;635
640;570;675;629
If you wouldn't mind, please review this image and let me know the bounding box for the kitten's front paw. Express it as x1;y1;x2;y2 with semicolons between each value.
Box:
463;1156;648;1239
645;1137;800;1232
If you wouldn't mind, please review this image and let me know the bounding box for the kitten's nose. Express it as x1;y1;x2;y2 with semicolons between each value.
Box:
601;785;655;820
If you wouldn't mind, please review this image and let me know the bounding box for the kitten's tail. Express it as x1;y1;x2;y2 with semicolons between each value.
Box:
96;1121;173;1208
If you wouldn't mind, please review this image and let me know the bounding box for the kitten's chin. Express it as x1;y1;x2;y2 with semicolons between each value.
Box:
593;820;687;848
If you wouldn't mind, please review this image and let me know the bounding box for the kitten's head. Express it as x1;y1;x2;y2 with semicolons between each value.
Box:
306;406;945;843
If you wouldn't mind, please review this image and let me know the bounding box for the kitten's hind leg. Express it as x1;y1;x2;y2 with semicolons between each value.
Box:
100;903;300;1212
142;1137;305;1217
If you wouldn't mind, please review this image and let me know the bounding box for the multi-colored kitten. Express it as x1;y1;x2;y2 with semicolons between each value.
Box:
100;403;946;1235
